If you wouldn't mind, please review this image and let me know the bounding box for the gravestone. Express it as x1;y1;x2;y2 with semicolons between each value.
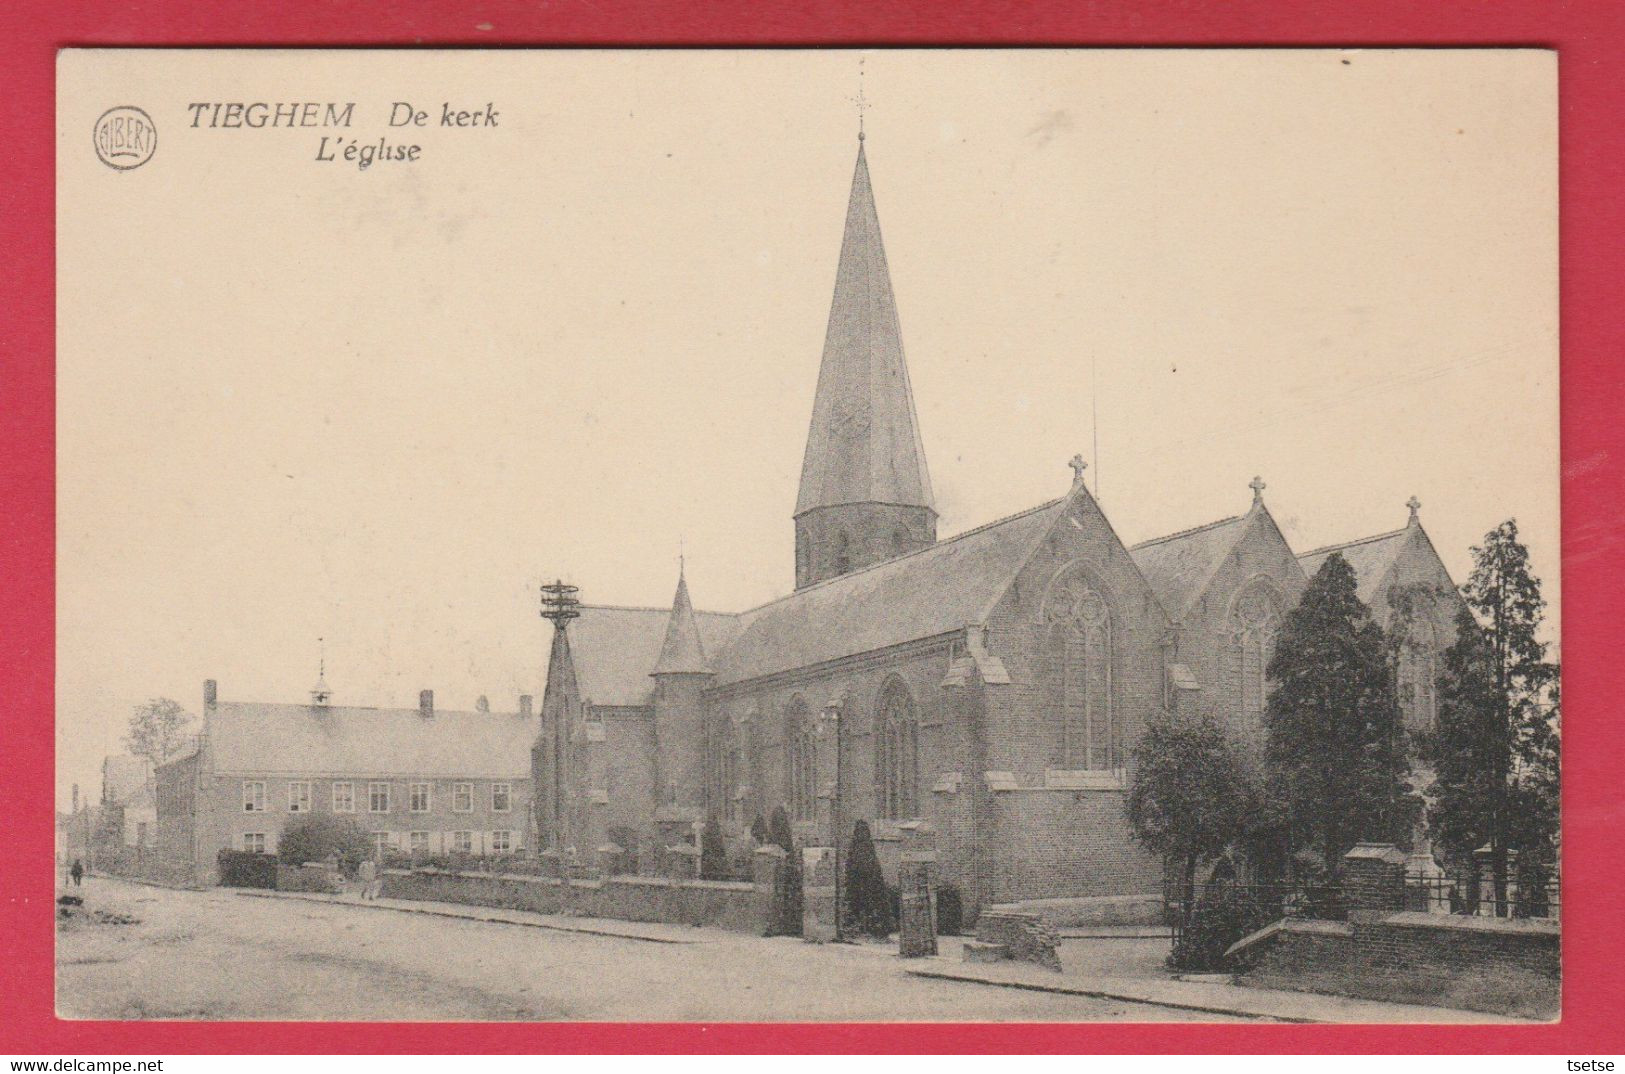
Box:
801;845;837;943
897;820;938;958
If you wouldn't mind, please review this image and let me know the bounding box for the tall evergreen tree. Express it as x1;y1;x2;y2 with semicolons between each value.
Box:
1264;552;1418;871
843;819;895;939
699;814;727;880
1421;520;1558;913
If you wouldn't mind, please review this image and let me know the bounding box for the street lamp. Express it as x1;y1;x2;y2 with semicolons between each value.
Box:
818;697;846;942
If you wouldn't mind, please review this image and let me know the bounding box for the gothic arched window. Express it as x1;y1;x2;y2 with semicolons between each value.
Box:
1399;617;1439;731
875;677;919;819
709;716;740;824
785;698;816;821
1230;580;1282;729
1043;566;1117;770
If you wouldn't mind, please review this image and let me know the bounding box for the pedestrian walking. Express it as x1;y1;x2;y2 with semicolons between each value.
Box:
358;856;378;900
70;858;83;887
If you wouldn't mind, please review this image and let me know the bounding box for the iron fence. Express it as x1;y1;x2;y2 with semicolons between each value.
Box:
1403;872;1560;921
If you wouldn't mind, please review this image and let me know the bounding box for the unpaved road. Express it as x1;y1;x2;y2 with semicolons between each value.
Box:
56;876;1243;1022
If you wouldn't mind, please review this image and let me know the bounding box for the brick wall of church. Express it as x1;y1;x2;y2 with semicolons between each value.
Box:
969;488;1170;905
708;640;976;889
1169;513;1308;745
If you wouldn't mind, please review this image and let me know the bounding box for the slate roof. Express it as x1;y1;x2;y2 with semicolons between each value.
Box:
796;142;934;516
206;700;537;778
567;605;742;708
651;574;711;674
1128;515;1248;621
1297;528;1411;604
714;496;1069;685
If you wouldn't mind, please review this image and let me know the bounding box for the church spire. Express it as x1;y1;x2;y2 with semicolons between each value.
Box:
796;140;934;519
793;137;937;587
652;569;710;675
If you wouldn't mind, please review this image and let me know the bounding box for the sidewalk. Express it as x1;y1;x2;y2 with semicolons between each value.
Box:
905;959;1535;1024
232;887;719;945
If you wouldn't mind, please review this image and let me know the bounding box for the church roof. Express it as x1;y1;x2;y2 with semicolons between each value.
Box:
795;141;934;517
714;496;1069;685
205;699;537;778
651;573;711;674
568;605;742;707
1297;527;1411;605
1128;514;1248;621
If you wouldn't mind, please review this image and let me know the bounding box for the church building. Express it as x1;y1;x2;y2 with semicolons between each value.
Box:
533;135;1466;918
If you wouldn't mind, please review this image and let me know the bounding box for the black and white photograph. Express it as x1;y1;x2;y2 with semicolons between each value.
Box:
54;48;1560;1024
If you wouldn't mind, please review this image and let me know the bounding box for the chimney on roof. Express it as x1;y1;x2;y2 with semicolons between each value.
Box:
204;679;217;711
419;689;434;719
519;694;533;719
476;695;490;713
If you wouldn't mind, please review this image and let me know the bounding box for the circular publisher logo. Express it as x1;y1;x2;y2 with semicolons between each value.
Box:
93;106;157;170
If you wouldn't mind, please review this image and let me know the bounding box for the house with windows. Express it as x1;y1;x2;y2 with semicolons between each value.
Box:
532;134;1465;919
154;679;537;885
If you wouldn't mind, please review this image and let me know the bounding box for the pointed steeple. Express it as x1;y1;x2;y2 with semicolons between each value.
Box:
796;141;934;518
652;569;710;675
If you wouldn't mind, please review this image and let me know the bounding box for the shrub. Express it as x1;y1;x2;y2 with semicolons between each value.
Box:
1168;886;1274;972
278;813;371;871
843;819;895;939
766;805;802;937
700;815;727;880
749;813;769;844
935;883;964;936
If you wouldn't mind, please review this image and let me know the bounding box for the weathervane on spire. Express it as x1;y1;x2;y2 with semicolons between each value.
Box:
310;636;332;706
851;57;869;141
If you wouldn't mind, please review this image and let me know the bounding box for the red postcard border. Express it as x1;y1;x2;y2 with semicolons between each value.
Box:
3;0;1622;1054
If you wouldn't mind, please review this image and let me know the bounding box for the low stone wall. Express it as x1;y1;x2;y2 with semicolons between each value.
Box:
1239;911;1559;1020
379;868;766;934
991;893;1165;929
970;908;1062;971
90;848;201;889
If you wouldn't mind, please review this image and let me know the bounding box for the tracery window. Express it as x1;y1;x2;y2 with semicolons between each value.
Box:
1399;617;1439;730
1231;581;1282;729
875;677;919;819
1043;566;1117;770
785;698;817;821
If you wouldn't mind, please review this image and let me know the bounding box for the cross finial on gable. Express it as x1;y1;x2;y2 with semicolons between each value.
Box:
1250;475;1266;503
1068;454;1088;485
1407;495;1422;523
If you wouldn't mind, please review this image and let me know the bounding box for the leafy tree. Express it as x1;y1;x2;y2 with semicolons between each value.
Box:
1421;520;1558;913
278;813;370;869
699;814;727;880
123;698;195;769
842;819;895;939
1264;552;1419;871
1126;711;1258;911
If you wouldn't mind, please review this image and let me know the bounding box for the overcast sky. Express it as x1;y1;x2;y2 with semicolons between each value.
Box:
56;49;1558;809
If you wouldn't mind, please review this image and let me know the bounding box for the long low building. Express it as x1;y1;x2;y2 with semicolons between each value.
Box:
155;680;538;884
